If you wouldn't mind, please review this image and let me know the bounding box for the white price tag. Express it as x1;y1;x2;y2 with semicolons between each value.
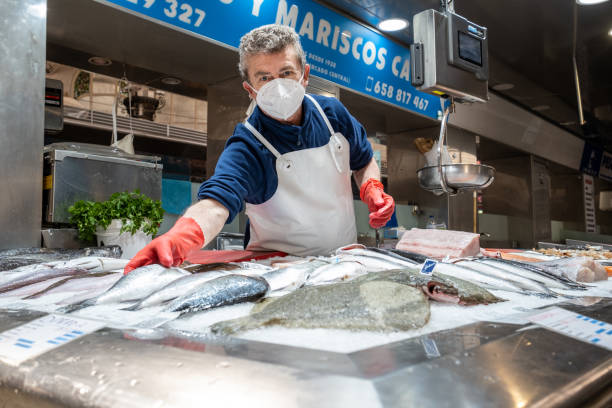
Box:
0;314;105;366
527;307;612;351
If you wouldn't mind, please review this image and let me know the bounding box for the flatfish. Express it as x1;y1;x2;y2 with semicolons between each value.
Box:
210;277;430;335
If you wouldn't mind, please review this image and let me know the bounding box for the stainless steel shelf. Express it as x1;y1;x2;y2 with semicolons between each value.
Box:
63;106;207;147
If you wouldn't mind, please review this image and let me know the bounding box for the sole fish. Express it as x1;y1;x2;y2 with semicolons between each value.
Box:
164;274;270;315
123;271;230;310
210;277;430;335
59;264;190;312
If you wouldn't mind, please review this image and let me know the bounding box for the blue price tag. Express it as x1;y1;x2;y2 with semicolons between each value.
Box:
420;259;437;275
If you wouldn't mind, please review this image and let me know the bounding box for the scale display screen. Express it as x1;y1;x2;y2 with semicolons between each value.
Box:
458;32;482;67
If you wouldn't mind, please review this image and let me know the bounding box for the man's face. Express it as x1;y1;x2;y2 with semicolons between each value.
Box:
242;45;309;98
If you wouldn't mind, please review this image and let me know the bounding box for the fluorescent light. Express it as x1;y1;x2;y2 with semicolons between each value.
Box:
609;28;612;36
576;0;609;4
87;56;112;66
161;77;181;85
378;19;408;32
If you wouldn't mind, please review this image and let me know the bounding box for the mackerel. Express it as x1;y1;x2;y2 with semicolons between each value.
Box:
487;258;588;289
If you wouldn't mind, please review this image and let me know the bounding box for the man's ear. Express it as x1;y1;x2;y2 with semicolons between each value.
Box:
242;81;256;99
302;64;310;88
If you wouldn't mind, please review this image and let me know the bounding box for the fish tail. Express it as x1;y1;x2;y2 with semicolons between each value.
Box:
57;299;95;314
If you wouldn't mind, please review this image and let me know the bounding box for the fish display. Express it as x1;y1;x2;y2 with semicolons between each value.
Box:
24;272;118;300
164;274;269;315
59;265;190;312
396;228;480;259
0;268;92;295
0;246;122;270
354;269;504;305
304;261;367;285
123;271;230;310
476;258;587;290
433;261;556;297
335;245;416;272
210;275;430;335
528;257;606;282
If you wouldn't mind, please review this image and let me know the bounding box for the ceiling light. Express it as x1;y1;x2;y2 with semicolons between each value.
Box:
491;83;514;91
608;28;612;36
161;77;181;85
378;19;408;32
532;105;551;111
576;0;609;4
87;56;112;66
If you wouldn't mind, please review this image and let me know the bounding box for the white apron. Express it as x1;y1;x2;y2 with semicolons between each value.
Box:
244;94;357;256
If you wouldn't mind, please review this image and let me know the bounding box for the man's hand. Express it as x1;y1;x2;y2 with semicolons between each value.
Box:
123;217;205;274
360;178;395;229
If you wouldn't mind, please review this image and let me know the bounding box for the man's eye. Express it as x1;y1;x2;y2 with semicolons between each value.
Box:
260;76;270;82
282;71;294;77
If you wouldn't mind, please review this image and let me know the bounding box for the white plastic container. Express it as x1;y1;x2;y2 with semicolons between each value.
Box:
95;219;152;259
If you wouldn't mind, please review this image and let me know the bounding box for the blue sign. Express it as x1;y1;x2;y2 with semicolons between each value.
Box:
579;143;603;177
98;0;442;119
420;259;437;275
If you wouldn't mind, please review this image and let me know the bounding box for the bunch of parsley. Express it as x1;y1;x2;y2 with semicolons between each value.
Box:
68;190;164;241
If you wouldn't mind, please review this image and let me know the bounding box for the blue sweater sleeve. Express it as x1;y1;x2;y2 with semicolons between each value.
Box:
197;127;273;223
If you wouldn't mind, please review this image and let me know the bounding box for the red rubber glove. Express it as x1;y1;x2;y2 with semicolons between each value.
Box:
123;217;205;274
360;178;395;229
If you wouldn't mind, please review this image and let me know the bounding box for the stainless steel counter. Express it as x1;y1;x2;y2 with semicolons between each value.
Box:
0;300;611;407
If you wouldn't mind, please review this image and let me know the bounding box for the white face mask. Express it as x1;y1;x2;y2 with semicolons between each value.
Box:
249;74;305;121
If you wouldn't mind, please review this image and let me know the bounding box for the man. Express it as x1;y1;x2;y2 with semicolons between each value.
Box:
124;24;395;274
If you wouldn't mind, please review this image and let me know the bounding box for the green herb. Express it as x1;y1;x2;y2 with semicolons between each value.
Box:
68;190;165;241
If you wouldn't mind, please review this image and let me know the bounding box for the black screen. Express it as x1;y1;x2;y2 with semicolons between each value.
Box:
458;32;482;67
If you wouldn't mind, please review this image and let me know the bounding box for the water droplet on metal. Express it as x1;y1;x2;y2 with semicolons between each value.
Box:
130;379;140;387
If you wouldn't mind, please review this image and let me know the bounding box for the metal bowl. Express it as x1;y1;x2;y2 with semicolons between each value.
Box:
417;164;495;194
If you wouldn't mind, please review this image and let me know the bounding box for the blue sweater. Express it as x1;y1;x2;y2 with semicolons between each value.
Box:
198;94;373;223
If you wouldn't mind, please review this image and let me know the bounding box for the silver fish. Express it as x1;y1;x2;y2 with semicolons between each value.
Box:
432;261;553;296
210;276;430;335
0;268;92;295
261;267;308;292
335;244;417;271
123;271;230;310
164;274;269;315
60;264;190;312
26;272;122;300
477;259;586;291
305;261;367;285
23;272;117;300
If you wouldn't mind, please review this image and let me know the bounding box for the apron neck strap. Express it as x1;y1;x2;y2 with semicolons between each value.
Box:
243;120;282;159
305;94;335;136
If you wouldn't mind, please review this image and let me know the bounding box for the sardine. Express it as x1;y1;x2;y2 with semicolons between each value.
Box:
354;269;504;305
123;271;230;310
164;274;269;315
305;261;367;285
59;264;190;312
210;276;430;335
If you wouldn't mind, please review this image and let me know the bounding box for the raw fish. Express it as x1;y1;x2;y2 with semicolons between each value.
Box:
210;276;430;335
304;261;367;285
396;228;480;259
164;274;269;315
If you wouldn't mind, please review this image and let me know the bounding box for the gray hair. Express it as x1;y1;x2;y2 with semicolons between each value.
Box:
238;24;307;81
